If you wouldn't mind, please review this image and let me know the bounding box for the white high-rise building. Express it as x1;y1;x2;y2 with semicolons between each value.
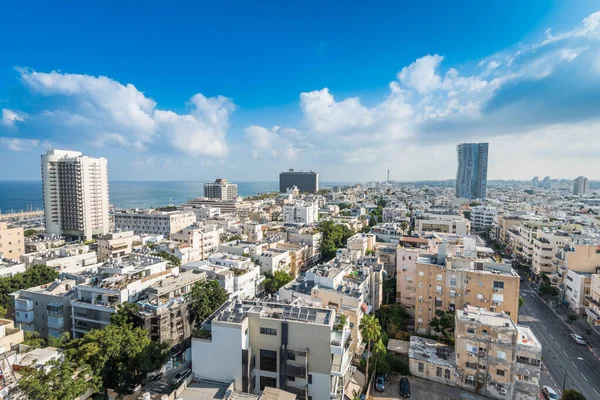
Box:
470;205;497;232
204;178;238;201
573;176;590;195
41;150;109;241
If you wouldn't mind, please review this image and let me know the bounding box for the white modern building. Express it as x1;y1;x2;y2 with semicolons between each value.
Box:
113;210;196;236
470;205;497;232
282;201;319;225
204;178;239;201
41;149;110;241
171;224;220;260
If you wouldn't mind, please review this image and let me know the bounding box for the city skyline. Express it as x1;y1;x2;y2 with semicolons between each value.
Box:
1;2;600;182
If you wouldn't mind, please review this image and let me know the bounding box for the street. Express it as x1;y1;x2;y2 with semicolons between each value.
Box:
518;281;600;399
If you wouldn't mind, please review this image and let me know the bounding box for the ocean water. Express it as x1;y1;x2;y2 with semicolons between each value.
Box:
0;181;347;212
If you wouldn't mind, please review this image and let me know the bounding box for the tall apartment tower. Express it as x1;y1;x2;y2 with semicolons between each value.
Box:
41;150;110;241
279;169;319;193
455;143;488;200
203;178;238;201
573;176;590;195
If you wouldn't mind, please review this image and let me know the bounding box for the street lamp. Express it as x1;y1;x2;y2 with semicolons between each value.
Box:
562;356;584;391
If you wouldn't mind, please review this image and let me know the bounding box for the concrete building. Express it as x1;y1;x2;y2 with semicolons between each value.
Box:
41;149;110;241
21;246;98;271
256;249;291;275
286;228;322;263
183;198;241;215
541;176;551;189
282;202;319;225
279;170;319;193
346;233;376;257
11;279;77;338
244;223;264;243
171;225;220;260
395;247;421;314
573;176;590;195
454;307;541;400
370;223;403;243
113;210;196;237
382;207;409;223
456;143;489;200
0;320;23;355
184;258;261;300
470;206;497;232
183;205;221;221
585;274;600;328
564;270;592;314
204;178;239;201
415;215;471;235
274;242;310;277
398;244;520;334
0;223;24;259
135;271;206;345
0;258;25;278
70;255;170;338
97;230;140;262
192;300;351;399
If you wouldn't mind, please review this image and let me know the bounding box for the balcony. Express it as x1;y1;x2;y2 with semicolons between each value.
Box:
15;310;34;324
47;316;64;330
15;299;34;312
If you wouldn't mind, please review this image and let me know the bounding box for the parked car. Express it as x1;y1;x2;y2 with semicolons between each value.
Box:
542;386;559;400
399;376;410;398
375;375;385;392
570;333;586;345
171;369;192;386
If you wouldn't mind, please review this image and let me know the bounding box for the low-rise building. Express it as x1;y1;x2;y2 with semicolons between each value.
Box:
97;230;140;262
470;206;497;232
415;214;471;235
256;249;291;275
274;242;310;277
283;201;319;225
286;228;322;263
0;320;24;354
564;270;592;314
346;233;375;257
0;223;24;259
192;300;351;399
171;225;220;260
21;246;98;272
113;210;196;237
0;259;26;278
585;274;600;328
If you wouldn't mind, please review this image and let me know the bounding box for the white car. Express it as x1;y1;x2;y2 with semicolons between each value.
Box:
542;386;559;400
570;333;586;345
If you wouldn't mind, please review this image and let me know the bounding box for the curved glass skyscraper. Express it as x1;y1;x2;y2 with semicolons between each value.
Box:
455;143;488;200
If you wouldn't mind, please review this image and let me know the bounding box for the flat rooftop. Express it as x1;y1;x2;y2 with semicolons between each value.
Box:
517;325;542;349
409;336;455;368
20;279;77;296
213;300;332;326
147;271;205;296
458;306;514;328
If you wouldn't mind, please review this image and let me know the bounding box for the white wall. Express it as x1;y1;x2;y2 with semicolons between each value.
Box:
309;372;331;399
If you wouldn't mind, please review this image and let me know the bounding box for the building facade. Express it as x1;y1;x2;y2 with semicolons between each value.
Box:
573;176;590;195
279;170;319;193
41;149;110;241
470;206;497;232
204;178;239;201
113;210;196;236
97;230;140;262
0;223;24;259
282;202;319;225
455;143;489;200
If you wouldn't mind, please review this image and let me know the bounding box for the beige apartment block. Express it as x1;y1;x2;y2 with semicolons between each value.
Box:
585;274;600;327
563;244;600;273
531;230;571;275
171;225;220;260
395;247;421;316
455;307;541;400
97;230;141;262
274;242;310;277
0;223;24;259
493;216;526;245
399;246;520;335
0;319;24;354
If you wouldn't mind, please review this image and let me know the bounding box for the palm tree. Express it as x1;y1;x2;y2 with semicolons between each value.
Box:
400;221;409;234
359;314;381;390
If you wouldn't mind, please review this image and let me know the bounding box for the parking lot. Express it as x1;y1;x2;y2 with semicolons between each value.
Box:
371;375;489;400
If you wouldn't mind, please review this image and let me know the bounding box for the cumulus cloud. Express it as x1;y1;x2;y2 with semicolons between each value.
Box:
244;125;303;160
2;69;233;156
1;109;25;127
0;137;41;151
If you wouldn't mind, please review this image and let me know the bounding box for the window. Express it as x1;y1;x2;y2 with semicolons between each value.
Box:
418;271;424;277
478;281;483;287
465;362;477;369
437;274;442;281
418;306;423;311
308;374;313;384
450;277;456;286
260;376;277;390
260;350;277;372
418;283;424;288
482;329;488;335
467;328;475;334
493;281;504;289
497;351;506;360
287;375;295;382
436;367;442;377
260;327;277;336
497;369;505;377
418;362;424;372
445;369;451;379
450;290;456;297
287;352;296;361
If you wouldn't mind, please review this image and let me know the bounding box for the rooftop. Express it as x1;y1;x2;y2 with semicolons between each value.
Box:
408;336;456;368
458;306;515;328
147;271;206;297
211;299;333;326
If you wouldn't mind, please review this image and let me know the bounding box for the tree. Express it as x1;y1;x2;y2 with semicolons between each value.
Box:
561;389;586;400
519;297;524;308
188;280;229;328
46;332;71;349
539;281;559;297
24;229;39;238
153;251;181;267
430;310;456;340
0;264;59;310
66;324;170;396
318;220;355;261
23;331;46;349
263;271;293;295
377;303;409;334
400;221;408;234
18;357;99;400
111;302;141;327
359;314;381;389
568;314;578;323
371;338;389;374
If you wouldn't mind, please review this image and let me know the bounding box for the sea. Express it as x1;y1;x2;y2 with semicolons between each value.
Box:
0;181;348;213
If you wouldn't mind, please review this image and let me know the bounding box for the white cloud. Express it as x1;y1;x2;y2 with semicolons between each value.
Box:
1;109;25;127
7;69;233;156
397;54;444;94
244;125;301;159
0;137;40;151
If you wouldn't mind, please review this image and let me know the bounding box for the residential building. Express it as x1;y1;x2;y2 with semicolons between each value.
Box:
21;245;98;271
11;279;77;338
70;254;170;338
218;240;268;257
0;319;23;354
562;244;600;273
184;259;261;300
244;222;264;242
564;270;592;314
585;274;600;328
183;205;221;221
256;249;291;275
0;259;25;278
454;307;541;400
183;198;241;215
395;247;421;315
470;206;497;232
493;215;526;245
370;223;403;243
415;215;471;235
541;176;551;189
279;169;319;193
573;176;590;195
274;242;310;277
171;225;220;260
376;243;398;279
382;207;409;223
135;271;206;344
346;233;375;257
192;300;351;399
455;143;489;200
398;243;520;334
113;210;196;236
286;228;322;263
97;230;140;262
204;178;239;201
41;149;110;241
282;201;319;225
0;223;24;259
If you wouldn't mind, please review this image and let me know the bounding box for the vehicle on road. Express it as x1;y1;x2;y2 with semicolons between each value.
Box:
570;333;586;345
375;375;385;392
399;376;410;398
171;369;192;386
542;386;559;400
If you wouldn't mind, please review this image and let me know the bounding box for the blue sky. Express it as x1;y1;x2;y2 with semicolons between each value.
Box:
1;1;600;181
